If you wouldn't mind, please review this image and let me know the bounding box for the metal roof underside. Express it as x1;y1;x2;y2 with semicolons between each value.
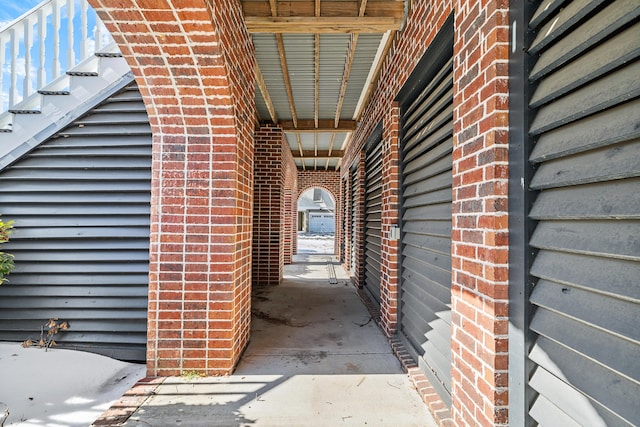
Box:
243;0;403;170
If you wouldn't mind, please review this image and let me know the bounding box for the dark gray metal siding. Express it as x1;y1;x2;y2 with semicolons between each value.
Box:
398;36;454;405
526;1;640;425
0;82;151;362
363;129;383;305
350;166;359;274
341;177;347;263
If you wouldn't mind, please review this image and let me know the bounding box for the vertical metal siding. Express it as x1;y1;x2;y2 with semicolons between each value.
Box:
527;1;640;425
399;54;454;405
0;82;151;362
363;131;383;305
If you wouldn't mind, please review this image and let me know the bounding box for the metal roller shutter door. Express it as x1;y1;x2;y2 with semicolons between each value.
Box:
0;82;151;362
399;36;454;405
341;177;347;263
350;166;359;274
526;1;640;425
363;130;383;306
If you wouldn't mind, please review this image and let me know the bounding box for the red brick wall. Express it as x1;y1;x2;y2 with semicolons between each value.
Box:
89;0;256;376
296;170;341;255
340;0;509;425
253;126;296;284
451;1;510;425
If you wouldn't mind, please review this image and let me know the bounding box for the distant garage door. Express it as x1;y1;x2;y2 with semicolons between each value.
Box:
397;18;454;406
525;1;640;425
309;212;335;233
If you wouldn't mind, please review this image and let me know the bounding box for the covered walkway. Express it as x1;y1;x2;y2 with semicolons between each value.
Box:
95;255;436;426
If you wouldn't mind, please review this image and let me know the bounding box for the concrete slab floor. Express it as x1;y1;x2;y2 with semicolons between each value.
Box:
122;255;437;427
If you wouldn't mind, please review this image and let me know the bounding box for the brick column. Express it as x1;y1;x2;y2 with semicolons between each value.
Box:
451;1;510;425
283;163;298;264
253;126;290;286
379;104;400;336
90;0;255;376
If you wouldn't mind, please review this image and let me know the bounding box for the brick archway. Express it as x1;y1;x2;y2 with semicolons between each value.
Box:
88;0;255;376
296;170;341;256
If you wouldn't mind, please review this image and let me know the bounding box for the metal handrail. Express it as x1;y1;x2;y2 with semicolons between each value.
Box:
0;0;113;112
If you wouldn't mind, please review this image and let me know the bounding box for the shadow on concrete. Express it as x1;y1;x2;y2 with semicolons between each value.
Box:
120;255;437;427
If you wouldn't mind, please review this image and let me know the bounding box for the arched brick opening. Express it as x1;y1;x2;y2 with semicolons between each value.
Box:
296;170;341;256
88;0;255;376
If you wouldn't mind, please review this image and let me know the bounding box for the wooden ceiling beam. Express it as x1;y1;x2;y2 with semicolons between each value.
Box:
297;165;338;171
292;150;344;158
245;16;402;33
279;119;356;131
242;1;404;19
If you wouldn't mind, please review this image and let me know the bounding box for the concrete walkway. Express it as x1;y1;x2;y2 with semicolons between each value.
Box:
109;255;437;426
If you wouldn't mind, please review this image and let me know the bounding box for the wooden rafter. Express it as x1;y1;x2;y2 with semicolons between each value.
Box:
255;64;278;123
296;133;304;157
313;0;320;128
267;0;298;128
358;0;369;17
280;119;356;132
354;30;395;121
327;132;336;156
314;133;318;157
325;133;336;169
334;33;358;127
277;34;299;127
314;35;320;128
244;17;401;33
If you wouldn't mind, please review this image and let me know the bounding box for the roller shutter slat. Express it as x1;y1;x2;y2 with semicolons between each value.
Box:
363;131;383;305
526;2;640;423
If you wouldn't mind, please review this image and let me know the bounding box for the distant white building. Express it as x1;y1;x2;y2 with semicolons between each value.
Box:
298;188;335;233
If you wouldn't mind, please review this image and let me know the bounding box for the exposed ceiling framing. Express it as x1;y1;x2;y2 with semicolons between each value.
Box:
246;0;404;170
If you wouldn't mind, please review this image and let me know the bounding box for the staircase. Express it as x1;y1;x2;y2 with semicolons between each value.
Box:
0;0;134;169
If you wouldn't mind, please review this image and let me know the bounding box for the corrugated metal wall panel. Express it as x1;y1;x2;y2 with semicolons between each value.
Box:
363;130;383;305
527;1;640;425
0;82;151;362
399;47;454;406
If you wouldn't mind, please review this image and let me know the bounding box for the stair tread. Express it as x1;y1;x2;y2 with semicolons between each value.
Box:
38;90;70;95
